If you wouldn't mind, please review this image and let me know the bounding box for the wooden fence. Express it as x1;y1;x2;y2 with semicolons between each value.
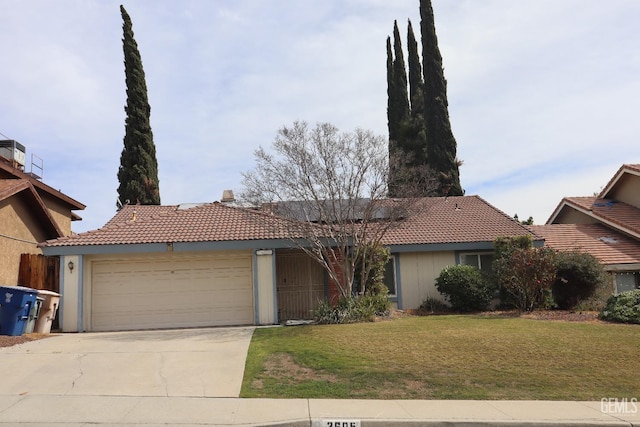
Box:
18;253;59;292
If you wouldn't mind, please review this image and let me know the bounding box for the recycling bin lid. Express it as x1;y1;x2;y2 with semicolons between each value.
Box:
0;285;38;293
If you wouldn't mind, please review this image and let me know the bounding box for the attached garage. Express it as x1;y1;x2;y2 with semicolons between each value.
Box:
88;251;254;332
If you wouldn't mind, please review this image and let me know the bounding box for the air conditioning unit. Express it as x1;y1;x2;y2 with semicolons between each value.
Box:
0;140;26;168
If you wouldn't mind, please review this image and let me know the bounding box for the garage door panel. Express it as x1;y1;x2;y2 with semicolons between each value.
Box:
91;253;254;331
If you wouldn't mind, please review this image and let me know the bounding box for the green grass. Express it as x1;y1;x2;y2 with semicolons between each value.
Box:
241;315;640;400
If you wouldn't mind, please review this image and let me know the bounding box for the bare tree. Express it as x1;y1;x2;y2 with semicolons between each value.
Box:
241;121;433;298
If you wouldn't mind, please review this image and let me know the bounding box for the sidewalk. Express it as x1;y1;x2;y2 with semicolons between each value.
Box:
1;396;638;426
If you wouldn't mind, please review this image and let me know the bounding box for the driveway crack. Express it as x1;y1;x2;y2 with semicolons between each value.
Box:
70;353;86;392
159;352;169;397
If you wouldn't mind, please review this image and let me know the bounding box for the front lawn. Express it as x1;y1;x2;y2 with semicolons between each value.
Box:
241;315;640;400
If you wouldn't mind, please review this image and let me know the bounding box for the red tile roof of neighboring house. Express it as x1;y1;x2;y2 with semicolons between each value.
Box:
558;197;640;237
381;195;536;245
529;223;640;266
41;195;536;248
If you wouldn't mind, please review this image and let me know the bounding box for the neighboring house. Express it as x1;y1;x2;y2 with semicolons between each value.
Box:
529;223;640;294
543;163;640;293
0;152;85;285
41;195;538;332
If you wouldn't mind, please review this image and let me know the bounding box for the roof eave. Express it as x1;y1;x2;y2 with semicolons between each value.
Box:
598;164;640;199
546;198;571;224
0;161;86;210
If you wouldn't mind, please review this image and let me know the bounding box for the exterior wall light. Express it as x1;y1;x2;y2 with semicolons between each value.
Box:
68;260;74;272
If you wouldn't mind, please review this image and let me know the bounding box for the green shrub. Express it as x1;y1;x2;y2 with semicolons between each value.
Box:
553;250;608;310
434;265;494;312
493;235;533;258
419;296;451;314
573;273;613;311
493;247;557;312
360;293;391;316
599;290;640;324
313;294;390;324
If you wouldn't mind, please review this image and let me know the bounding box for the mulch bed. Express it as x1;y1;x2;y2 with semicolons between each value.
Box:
0;333;52;348
519;310;602;323
405;308;604;323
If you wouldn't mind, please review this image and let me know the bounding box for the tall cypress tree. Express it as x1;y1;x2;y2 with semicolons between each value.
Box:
407;19;424;120
392;20;410;128
386;21;409;145
386;36;397;143
387;21;411;197
388;20;433;197
420;0;463;196
117;4;160;206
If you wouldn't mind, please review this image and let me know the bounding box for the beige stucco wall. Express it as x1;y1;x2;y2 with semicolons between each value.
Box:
398;251;456;309
0;197;45;285
607;173;640;209
553;208;597;225
39;193;73;235
256;251;276;325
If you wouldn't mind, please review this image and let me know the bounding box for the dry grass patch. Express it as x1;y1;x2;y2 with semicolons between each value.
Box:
253;352;338;389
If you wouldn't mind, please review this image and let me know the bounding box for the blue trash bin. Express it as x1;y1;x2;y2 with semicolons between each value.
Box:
0;286;39;336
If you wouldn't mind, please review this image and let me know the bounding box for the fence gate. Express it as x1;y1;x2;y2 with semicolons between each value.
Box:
276;250;325;320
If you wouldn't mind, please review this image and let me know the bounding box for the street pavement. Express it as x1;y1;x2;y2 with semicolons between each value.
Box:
1;327;638;426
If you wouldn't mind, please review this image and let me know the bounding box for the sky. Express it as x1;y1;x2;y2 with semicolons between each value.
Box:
1;0;638;233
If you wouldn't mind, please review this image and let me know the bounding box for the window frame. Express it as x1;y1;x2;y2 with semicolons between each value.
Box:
458;252;494;273
615;271;639;294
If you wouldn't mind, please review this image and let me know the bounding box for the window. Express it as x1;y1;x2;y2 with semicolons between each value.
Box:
383;257;397;296
460;253;493;274
615;272;639;294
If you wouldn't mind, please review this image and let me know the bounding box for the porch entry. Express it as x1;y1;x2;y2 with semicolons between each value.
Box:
276;250;325;320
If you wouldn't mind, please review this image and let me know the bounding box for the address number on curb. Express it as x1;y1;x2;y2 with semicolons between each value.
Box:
321;421;361;427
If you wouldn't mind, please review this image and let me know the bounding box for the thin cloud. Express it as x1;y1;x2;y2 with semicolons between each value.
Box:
0;0;637;232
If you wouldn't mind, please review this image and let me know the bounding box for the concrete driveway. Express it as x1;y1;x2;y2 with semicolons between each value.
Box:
0;326;255;398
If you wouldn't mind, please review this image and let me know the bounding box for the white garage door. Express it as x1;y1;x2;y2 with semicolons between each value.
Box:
90;252;254;331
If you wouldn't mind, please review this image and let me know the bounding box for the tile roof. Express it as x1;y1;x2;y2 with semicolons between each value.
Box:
381;196;537;246
529;223;640;266
42;196;537;249
104;204;179;227
41;202;300;247
561;197;640;237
